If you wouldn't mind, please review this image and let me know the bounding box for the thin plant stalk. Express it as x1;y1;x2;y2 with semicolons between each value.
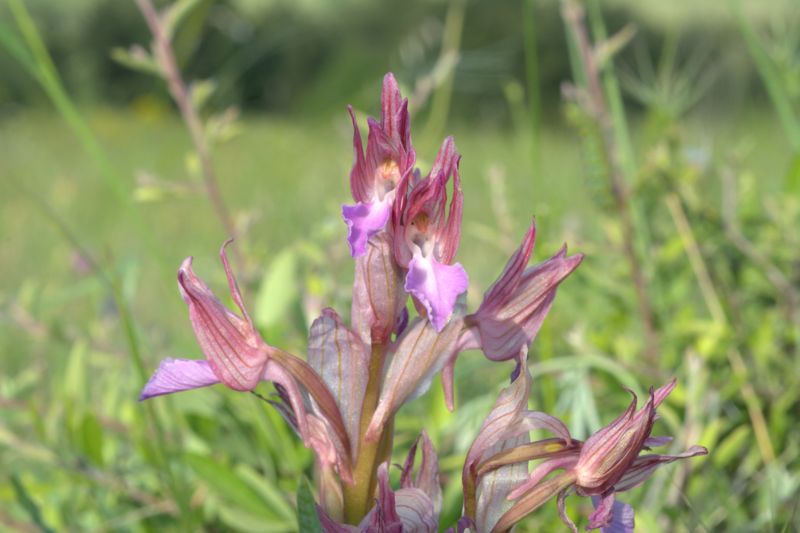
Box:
135;0;240;263
342;343;388;524
733;1;800;152
561;0;659;361
421;0;466;144
1;0;167;268
522;0;541;175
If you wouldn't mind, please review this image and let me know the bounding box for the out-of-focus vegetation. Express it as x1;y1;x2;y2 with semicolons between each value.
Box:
1;0;799;531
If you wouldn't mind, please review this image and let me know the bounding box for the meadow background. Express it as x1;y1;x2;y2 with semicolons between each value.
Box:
1;0;799;531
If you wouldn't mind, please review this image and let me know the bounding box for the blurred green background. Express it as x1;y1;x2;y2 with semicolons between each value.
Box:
1;0;799;531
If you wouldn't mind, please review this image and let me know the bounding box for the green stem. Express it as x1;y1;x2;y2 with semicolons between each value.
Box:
522;0;541;176
342;343;387;524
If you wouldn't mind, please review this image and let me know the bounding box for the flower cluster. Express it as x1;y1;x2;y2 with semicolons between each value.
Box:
140;74;706;531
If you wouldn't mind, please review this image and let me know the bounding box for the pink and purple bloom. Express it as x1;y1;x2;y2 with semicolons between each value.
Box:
138;72;707;532
342;73;415;258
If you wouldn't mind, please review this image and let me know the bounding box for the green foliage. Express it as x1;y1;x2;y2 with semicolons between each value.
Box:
297;478;323;533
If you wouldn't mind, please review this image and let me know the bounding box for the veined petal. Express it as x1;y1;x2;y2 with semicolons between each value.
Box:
506;456;580;500
342;199;393;257
365;317;462;441
405;255;468;332
394;489;438;532
614;445;708;492
467;224;583;361
177;243;269;390
400;432;442;515
308;308;369;454
263;359;354;484
351;232;406;345
139;358;220;400
475;434;530;533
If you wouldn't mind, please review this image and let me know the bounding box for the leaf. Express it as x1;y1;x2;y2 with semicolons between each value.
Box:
785;151;800;195
297;477;323;533
714;425;751;468
255;248;299;329
110;45;161;77
185;453;278;520
79;413;105;466
10;475;54;533
236;464;295;522
163;0;214;66
190;78;217;111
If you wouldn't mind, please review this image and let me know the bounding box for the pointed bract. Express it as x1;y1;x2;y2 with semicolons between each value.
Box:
350;232;407;345
308;308;370;455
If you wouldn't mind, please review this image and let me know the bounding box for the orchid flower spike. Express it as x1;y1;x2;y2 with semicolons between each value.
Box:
343;73;416;257
392;136;468;332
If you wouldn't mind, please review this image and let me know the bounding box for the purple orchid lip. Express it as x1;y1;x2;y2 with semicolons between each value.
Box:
342;198;393;257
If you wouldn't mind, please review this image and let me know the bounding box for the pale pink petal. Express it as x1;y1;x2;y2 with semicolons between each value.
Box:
139;358;220;400
350;232;406;345
405;255;468;332
614;445;708;492
308;308;369;454
506;456;579;500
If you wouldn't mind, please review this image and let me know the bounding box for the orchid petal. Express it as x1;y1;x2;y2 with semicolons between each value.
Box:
467;223;583;361
177;243;269;390
405;255;468;332
587;491;616;530
342;199;393;257
591;495;635;533
263;358;354;484
506;456;579;500
139;358;220;400
614;445;708;492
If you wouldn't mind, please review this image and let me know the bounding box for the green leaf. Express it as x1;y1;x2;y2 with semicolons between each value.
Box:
110;46;161;77
164;0;214;66
255;248;299;329
10;475;54;533
236;464;295;522
185;453;278;520
79;413;105;466
296;478;323;533
714;425;751;468
786;151;800;195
